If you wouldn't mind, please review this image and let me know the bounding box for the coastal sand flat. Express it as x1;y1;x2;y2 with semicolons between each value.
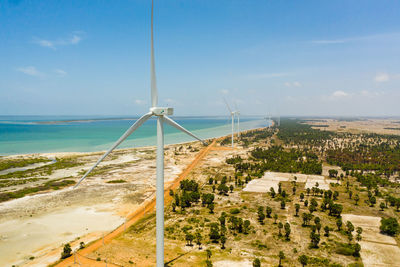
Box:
342;214;400;267
0;204;123;267
0;141;203;267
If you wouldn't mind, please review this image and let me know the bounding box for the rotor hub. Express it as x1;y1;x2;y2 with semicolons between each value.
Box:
150;107;174;116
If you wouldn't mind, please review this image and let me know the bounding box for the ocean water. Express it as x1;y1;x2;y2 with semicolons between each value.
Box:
0;116;269;155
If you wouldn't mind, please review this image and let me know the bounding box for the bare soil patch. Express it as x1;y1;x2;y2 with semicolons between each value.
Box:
342;214;400;267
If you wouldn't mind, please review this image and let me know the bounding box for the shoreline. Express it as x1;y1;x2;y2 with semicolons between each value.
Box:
0;118;269;156
0;123;270;158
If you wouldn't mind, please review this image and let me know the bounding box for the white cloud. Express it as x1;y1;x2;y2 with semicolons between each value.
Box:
360;90;383;98
165;98;176;104
284;81;302;87
16;66;44;77
134;99;146;105
311;32;400;45
245;72;288;80
36;39;55;49
332;90;349;98
311;39;346;45
70;35;81;44
54;69;67;76
33;32;85;49
374;72;390;82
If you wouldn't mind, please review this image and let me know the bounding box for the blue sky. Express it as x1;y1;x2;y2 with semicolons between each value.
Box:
1;0;399;117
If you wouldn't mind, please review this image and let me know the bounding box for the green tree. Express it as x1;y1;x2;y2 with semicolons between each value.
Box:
356;227;363;241
302;212;313;227
354;243;361;257
354;194;360;205
220;235;226;249
284;222;291;240
266;206;272;218
298;254;308;267
206;249;212;260
347;221;355;234
380;217;400;236
300;192;305;202
295;203;300;216
257;206;265;224
186;232;194;246
280;200;286;209
324;226;330;237
172;202;176;212
208;203;215;214
369;196;376;207
270;187;276;198
196;232;202;249
61;243;72;259
336;218;342;231
310;232;320;248
244;220;251;234
278;251;285;267
273;213;278;224
253;258;261;267
380;202;386;211
209;223;220;242
278;222;283;237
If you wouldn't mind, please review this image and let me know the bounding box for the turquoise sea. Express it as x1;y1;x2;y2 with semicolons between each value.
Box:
0;116;269;155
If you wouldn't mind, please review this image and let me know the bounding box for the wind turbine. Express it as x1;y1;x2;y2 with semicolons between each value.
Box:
224;98;237;148
74;1;206;266
234;102;240;138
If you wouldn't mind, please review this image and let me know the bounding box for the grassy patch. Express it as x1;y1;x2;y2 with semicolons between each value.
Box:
107;179;127;184
0;179;75;202
0;157;50;171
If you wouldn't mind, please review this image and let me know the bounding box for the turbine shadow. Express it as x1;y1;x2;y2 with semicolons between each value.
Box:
164;251;190;266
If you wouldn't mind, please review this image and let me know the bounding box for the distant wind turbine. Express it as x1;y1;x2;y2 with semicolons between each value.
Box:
224;98;238;148
74;1;206;266
234;102;240;138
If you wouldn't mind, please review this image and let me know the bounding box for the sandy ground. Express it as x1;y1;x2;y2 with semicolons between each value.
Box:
0;204;124;267
342;214;400;267
0;141;203;267
214;260;253;267
243;171;335;192
305;118;400;136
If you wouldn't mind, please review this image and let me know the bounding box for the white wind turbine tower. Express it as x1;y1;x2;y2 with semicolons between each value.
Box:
234;102;240;138
74;1;206;266
224;98;237;148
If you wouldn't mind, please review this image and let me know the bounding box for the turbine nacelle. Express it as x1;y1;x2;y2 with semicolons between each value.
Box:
150;107;174;116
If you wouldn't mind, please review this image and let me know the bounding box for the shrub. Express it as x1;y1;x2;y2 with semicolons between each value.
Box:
380;217;399;236
230;208;240;214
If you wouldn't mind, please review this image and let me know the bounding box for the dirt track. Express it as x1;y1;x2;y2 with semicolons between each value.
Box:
55;139;218;267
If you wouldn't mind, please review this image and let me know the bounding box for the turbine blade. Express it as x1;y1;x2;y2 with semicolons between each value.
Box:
151;0;158;107
234;102;239;112
163;116;207;145
223;98;232;113
74;112;153;188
